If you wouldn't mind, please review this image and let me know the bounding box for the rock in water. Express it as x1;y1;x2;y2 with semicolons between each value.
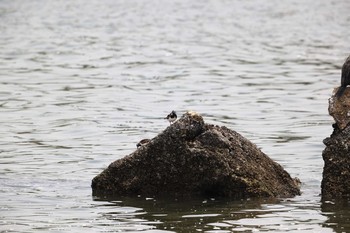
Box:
92;112;301;198
322;89;350;199
329;87;350;130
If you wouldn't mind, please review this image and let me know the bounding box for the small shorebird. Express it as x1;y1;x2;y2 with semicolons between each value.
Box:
136;139;150;148
336;55;350;97
164;110;177;124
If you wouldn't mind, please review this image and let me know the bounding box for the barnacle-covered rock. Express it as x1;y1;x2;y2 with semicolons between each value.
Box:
92;112;300;199
322;89;350;199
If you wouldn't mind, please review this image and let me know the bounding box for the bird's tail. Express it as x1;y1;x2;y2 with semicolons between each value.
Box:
336;86;347;98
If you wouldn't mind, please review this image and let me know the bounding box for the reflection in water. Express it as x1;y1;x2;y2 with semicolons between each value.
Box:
322;199;350;233
92;195;330;232
94;196;279;232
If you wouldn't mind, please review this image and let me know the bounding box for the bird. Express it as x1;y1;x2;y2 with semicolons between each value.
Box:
136;139;151;148
164;110;177;124
335;55;350;98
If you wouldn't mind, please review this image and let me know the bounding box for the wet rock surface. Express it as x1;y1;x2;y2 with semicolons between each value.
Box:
329;87;350;130
322;89;350;199
92;112;301;199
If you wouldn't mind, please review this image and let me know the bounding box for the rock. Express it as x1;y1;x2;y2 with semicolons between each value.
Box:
92;112;301;199
322;91;350;199
329;87;350;130
322;126;350;199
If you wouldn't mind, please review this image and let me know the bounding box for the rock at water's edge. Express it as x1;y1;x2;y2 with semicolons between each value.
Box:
322;89;350;199
92;112;301;198
329;87;350;130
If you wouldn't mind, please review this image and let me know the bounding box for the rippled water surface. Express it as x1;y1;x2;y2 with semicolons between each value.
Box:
1;0;350;232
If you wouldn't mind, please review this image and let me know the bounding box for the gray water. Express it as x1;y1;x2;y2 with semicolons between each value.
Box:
1;0;350;232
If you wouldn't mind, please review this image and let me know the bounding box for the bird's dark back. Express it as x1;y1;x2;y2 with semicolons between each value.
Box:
341;55;350;87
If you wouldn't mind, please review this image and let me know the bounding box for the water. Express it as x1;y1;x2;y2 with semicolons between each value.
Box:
1;0;350;232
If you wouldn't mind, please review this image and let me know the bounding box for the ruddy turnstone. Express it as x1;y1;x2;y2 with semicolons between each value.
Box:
336;54;350;97
164;110;177;124
136;139;150;148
